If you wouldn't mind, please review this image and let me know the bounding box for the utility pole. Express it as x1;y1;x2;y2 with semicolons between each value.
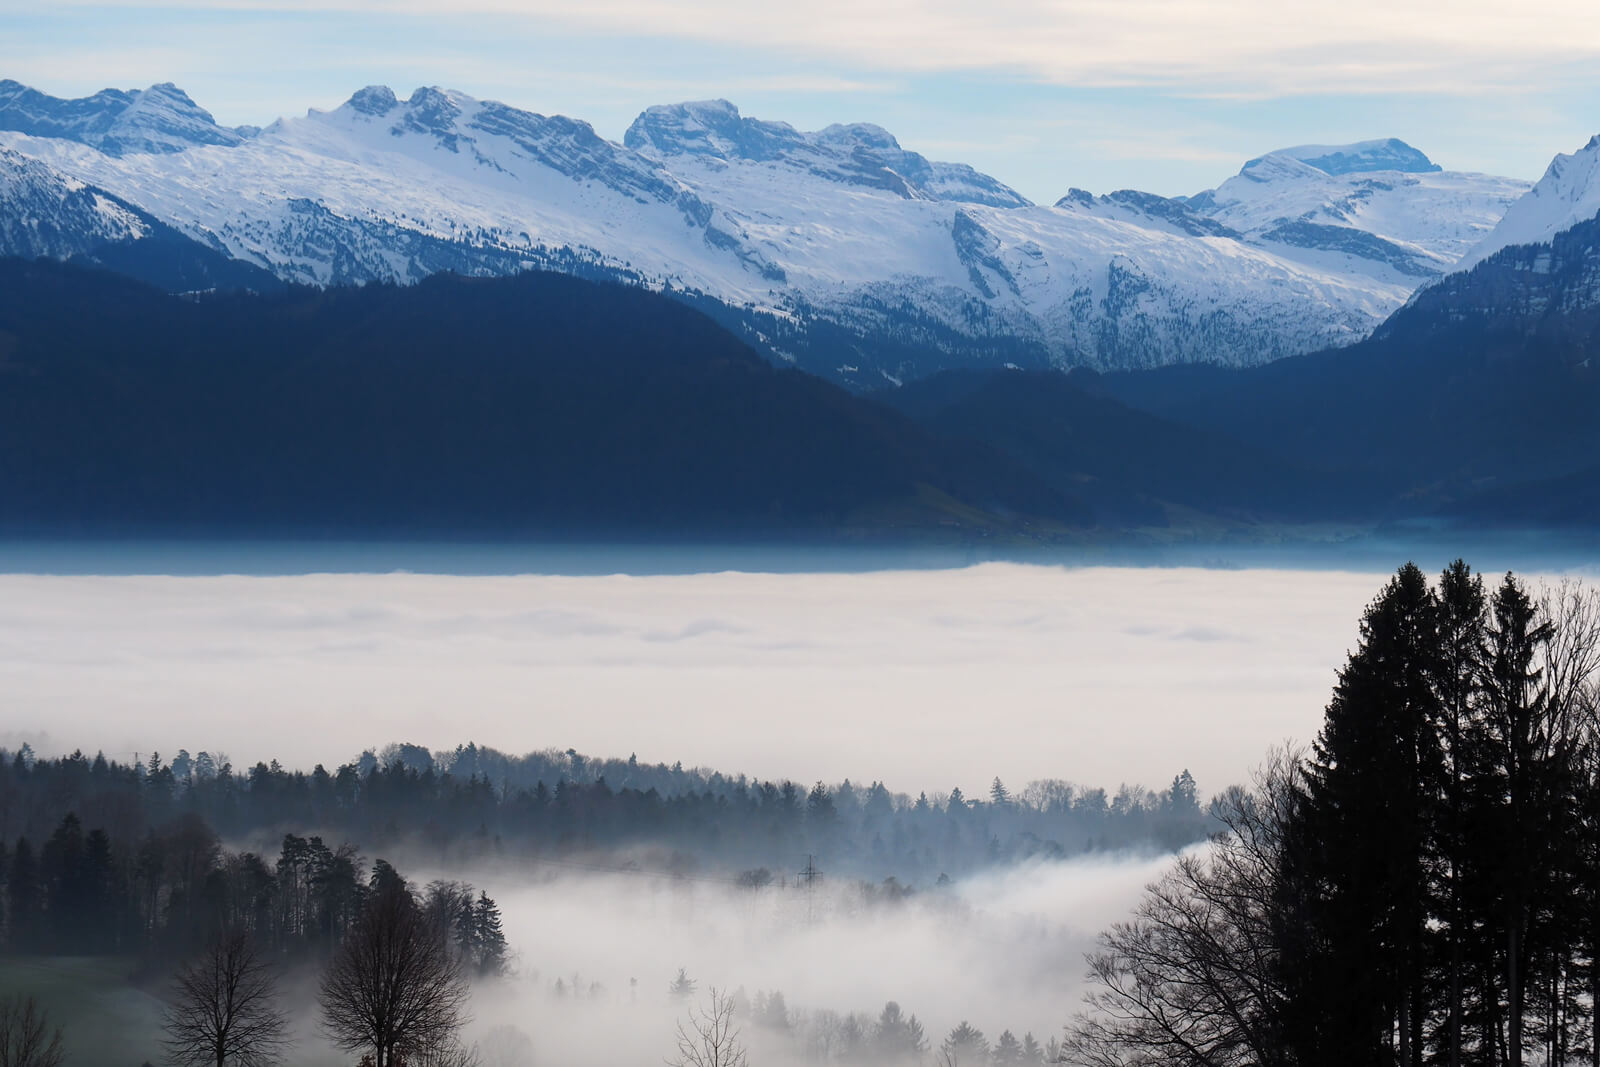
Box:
800;854;819;925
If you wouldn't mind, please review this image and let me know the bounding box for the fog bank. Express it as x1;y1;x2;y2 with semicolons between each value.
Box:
0;563;1386;791
452;850;1185;1065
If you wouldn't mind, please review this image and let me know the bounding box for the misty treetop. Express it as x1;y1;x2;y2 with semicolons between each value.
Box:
1066;561;1600;1067
0;802;509;976
0;742;1213;893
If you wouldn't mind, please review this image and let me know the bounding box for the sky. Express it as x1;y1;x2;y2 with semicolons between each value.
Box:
3;2;1598;202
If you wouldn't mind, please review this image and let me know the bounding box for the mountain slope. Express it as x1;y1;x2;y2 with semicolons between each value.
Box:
0;146;281;292
1462;134;1600;269
873;368;1352;527
0;81;1530;386
1100;211;1600;516
0;258;1081;536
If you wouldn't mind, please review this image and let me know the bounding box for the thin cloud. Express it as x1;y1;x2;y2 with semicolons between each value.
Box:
37;0;1600;97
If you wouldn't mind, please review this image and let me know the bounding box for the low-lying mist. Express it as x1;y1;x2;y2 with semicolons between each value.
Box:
438;850;1182;1067
0;563;1392;792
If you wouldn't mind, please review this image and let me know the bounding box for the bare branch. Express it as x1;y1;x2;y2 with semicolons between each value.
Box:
667;988;749;1067
163;931;291;1067
0;995;65;1067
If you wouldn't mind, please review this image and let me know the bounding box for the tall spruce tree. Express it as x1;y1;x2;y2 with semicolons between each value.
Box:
1430;560;1487;1067
1473;575;1554;1067
1288;562;1442;1067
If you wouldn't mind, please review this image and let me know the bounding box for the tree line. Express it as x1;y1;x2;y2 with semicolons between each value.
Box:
0;849;500;1067
1064;561;1600;1067
0;803;506;978
0;743;1212;890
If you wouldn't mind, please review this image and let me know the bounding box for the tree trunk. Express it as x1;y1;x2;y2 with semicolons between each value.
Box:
1449;932;1462;1067
1508;922;1522;1067
1590;934;1598;1067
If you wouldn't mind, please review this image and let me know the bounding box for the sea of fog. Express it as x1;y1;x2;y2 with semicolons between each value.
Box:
0;557;1417;792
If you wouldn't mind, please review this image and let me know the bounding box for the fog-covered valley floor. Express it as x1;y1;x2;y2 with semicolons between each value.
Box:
0;563;1395;791
454;854;1183;1066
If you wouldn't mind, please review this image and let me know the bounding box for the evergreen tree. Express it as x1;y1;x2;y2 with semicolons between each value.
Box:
941;1022;988;1066
5;839;38;952
473;891;508;977
991;1029;1023;1064
670;968;698;1001
756;991;789;1032
1466;573;1571;1067
1429;560;1487;1067
872;1001;925;1060
1168;769;1199;815
1285;562;1441;1067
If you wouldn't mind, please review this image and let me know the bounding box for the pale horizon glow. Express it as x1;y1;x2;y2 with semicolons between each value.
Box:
0;564;1388;795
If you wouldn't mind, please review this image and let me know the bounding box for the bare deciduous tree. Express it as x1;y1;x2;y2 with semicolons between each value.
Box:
669;988;748;1067
0;995;64;1067
406;1034;482;1067
163;931;290;1067
319;881;472;1067
1062;750;1304;1067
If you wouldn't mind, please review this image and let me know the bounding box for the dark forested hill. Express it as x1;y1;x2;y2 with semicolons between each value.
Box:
1091;213;1600;523
0;259;1082;537
873;368;1361;527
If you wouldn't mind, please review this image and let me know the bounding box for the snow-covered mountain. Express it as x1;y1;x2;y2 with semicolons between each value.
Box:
1262;138;1442;177
1186;143;1527;278
0;80;1536;385
0;79;254;155
624;98;1031;209
0;144;280;291
1461;135;1600;270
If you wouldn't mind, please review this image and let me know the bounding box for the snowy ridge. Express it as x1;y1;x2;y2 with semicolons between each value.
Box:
1259;138;1442;177
624;100;1031;209
1460;135;1600;270
0;80;251;155
0;82;1539;382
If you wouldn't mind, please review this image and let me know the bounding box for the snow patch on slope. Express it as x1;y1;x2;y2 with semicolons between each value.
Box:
1460;135;1600;269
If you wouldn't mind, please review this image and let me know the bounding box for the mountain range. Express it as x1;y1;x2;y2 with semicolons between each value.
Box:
2;197;1598;540
0;79;1565;387
3;76;1600;541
